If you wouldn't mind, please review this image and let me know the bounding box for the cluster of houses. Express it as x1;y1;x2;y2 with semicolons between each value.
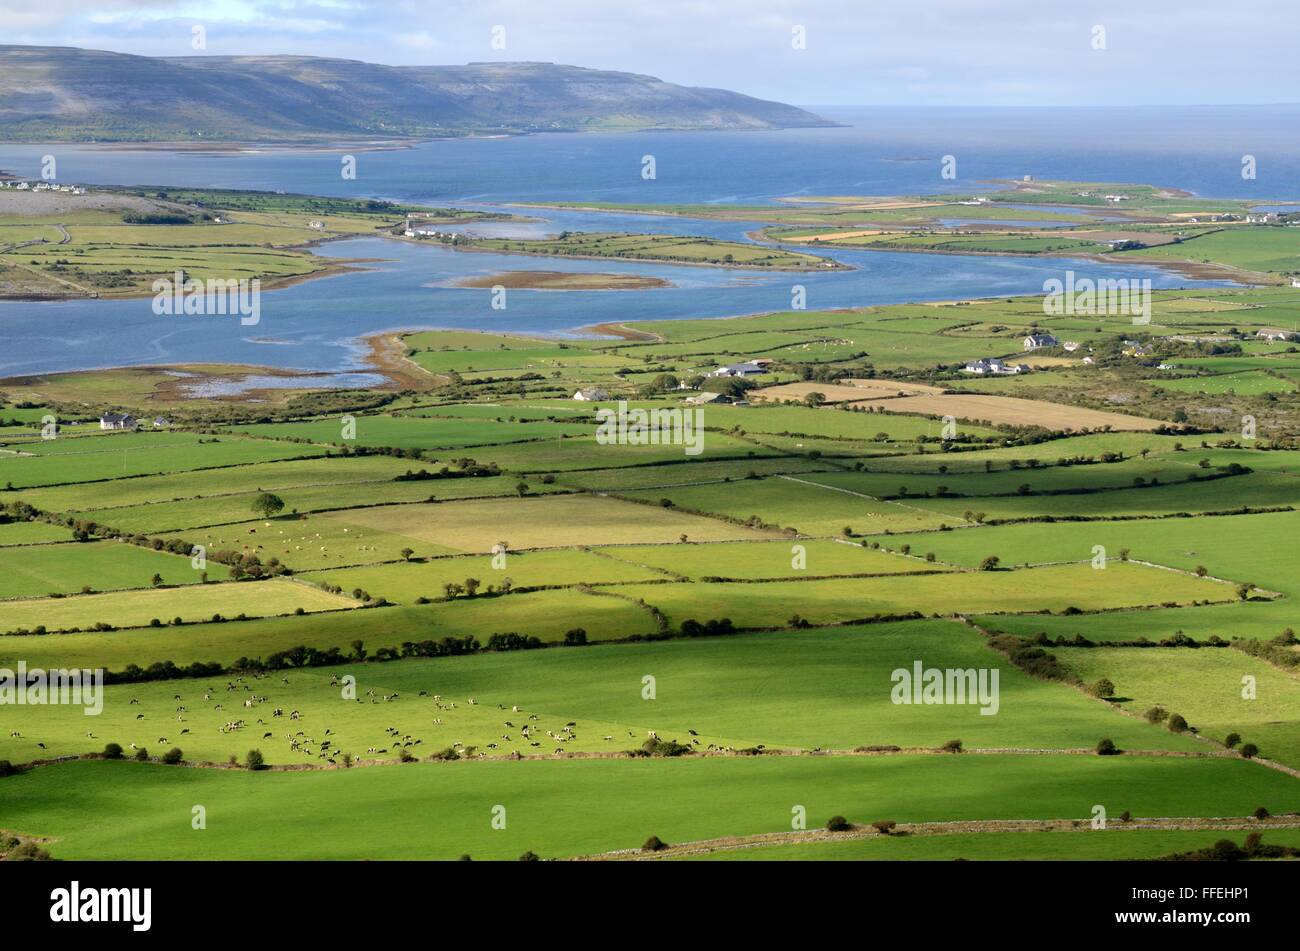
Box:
962;357;1029;375
0;181;86;194
99;413;169;431
1257;328;1297;341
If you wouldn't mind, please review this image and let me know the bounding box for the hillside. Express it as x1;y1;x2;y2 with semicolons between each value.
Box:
0;46;834;142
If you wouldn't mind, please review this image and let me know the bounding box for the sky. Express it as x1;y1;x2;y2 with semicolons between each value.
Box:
1;0;1296;107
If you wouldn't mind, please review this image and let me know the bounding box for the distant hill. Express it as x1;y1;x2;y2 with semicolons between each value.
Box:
0;46;834;142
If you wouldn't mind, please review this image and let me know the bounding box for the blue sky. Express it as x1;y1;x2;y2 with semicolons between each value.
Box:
2;0;1296;107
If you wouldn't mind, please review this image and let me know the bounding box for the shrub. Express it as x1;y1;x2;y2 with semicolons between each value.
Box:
1144;705;1169;724
1167;713;1189;733
979;555;1000;571
942;738;963;752
102;742;124;760
1096;738;1119;755
1253;806;1270;820
162;747;183;765
398;748;416;763
245;749;265;770
870;820;897;835
134;748;149;762
826;815;851;832
1091;678;1116;699
641;835;667;852
518;851;540;861
0;760;17;778
564;628;588;646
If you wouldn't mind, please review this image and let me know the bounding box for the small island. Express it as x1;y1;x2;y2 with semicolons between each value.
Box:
453;270;672;291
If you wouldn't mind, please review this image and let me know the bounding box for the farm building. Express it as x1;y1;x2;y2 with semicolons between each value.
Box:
99;412;136;430
1022;333;1058;351
963;358;1027;375
709;362;767;378
573;387;610;401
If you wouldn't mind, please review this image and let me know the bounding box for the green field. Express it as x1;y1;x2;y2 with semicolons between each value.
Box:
5;187;1300;863
3;754;1294;860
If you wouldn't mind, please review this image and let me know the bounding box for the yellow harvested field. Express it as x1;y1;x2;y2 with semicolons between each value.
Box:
843;393;1164;431
320;494;779;553
753;379;942;404
841;378;947;396
0;579;358;634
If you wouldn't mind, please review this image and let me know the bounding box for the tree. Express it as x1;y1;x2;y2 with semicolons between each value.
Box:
1240;742;1259;759
162;747;183;764
978;555;1000;571
564;628;588;646
1225;732;1241;748
1167;713;1189;733
641;835;667;852
251;492;285;519
150;573;163;587
245;749;265;770
803;391;826;408
400;548;414;562
1096;737;1119;755
102;742;124;760
826;815;851;832
464;578;480;597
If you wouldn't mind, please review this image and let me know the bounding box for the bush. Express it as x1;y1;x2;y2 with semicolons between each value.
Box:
134;748;149;761
826;815;851;832
1166;713;1189;733
942;738;963;753
563;628;588;646
642;835;667;852
398;748;416;763
518;851;540;861
102;742;124;760
4;841;52;861
1096;738;1119;755
1144;705;1169;724
245;749;265;770
870;820;897;835
1091;678;1116;699
162;747;183;765
0;760;16;778
979;555;1000;571
1253;806;1270;821
1224;732;1241;748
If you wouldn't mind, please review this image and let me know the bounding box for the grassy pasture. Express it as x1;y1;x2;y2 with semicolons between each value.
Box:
594;538;936;580
462;431;779;472
320;495;779;554
618;476;956;536
884;510;1300;596
976;599;1297;644
303;548;667;603
0;578;356;634
78;474;570;535
1062;647;1300;769
0;620;1197;766
2;754;1293;860
227;415;594;450
0;540;194;599
0;432;325;488
0;520;71;545
619;562;1229;629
